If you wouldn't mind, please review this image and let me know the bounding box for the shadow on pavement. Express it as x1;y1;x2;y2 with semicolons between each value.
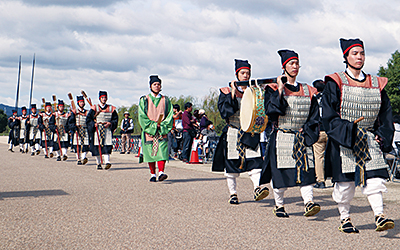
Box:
108;166;148;171
0;189;69;200
163;177;225;183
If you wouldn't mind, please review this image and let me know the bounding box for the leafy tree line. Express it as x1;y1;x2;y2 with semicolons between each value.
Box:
115;89;226;136
378;50;400;115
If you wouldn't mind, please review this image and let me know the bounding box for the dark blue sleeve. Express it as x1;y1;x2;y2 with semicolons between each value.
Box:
218;91;239;120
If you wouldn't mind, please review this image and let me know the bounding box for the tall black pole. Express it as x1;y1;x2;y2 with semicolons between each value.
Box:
28;54;36;115
15;55;21;115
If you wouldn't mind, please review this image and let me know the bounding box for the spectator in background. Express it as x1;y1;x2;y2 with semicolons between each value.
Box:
199;109;210;132
182;102;197;162
392;115;400;154
392;115;400;179
200;120;217;157
168;104;183;160
120;111;134;154
310;79;327;189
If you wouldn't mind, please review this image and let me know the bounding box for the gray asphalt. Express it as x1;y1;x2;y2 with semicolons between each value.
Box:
1;137;400;249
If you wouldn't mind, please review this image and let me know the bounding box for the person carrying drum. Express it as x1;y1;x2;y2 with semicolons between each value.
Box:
260;50;321;218
212;59;269;205
322;38;394;233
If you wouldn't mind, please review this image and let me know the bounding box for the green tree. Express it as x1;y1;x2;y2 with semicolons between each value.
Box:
169;95;198;111
0;109;7;133
378;50;400;115
116;104;140;135
200;88;226;135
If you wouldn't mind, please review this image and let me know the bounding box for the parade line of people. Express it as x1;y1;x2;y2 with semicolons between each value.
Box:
6;38;396;234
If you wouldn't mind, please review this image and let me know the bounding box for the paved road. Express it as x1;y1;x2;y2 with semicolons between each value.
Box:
1;138;399;249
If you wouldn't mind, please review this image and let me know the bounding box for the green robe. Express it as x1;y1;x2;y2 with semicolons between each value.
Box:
138;94;173;162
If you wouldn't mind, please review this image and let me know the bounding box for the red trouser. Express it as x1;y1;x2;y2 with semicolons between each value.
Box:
148;161;166;174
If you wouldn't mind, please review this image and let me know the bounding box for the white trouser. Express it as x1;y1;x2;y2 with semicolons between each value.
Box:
271;181;314;207
20;143;28;151
225;169;262;195
95;154;110;165
332;178;387;220
76;151;87;160
56;148;68;157
31;143;40;153
43;146;53;154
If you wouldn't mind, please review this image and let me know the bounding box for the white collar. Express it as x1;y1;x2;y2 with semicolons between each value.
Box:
346;68;365;81
150;92;162;98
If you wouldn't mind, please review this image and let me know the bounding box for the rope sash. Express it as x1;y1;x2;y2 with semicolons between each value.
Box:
278;128;309;184
353;127;371;187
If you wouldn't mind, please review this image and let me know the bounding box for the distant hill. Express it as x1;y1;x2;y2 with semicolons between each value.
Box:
0;104;22;116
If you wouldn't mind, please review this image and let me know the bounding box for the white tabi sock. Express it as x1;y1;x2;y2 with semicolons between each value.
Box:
95;156;101;165
104;154;110;164
81;151;87;160
61;148;67;156
159;171;164;175
248;169;262;189
300;184;314;205
226;177;237;195
271;181;287;207
338;203;351;221
367;193;384;216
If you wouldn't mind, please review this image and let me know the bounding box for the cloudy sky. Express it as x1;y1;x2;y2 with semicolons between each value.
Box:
0;0;399;109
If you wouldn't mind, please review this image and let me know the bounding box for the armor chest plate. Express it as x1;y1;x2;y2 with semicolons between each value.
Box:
278;84;310;130
76;113;87;127
42;114;51;126
339;73;381;129
56;114;68;127
20;117;28;130
97;111;112;123
30;116;38;126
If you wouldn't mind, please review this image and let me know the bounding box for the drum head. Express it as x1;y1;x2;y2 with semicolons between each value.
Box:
240;87;254;131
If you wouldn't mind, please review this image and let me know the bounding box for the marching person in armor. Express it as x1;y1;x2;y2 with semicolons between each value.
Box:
68;96;90;165
49;100;70;161
322;38;395;233
19;106;29;153
28;104;41;156
39;102;54;158
138;75;173;182
260;50;321;218
212;59;269;205
7;110;20;152
86;91;118;170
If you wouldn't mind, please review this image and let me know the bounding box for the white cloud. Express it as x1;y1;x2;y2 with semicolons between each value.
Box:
0;0;399;110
